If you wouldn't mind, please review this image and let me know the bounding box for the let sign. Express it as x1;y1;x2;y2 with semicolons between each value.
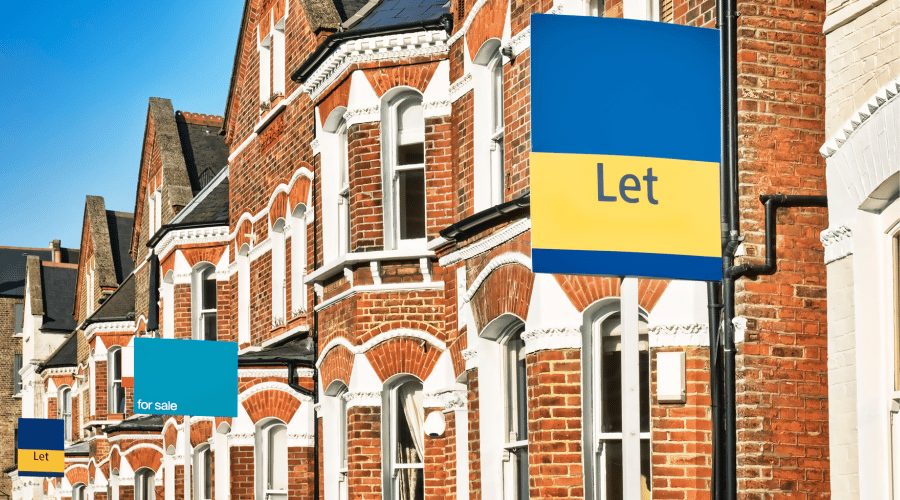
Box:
530;15;722;281
18;418;64;477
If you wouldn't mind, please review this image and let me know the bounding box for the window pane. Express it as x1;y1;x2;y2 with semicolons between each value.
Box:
514;448;529;500
14;354;22;393
112;382;124;413
398;143;424;166
604;440;623;500
640;351;650;433
601;349;622;433
113;350;122;380
641;439;652;497
203;313;217;341
396;402;420;464
398;169;425;240
397;99;424;145
202;276;217;310
204;450;212;499
14;304;23;333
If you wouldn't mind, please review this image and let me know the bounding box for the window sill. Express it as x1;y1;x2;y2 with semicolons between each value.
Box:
305;248;435;285
255;99;288;134
12;393;21;399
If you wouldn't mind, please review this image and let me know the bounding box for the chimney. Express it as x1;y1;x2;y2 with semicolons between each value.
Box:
50;240;61;263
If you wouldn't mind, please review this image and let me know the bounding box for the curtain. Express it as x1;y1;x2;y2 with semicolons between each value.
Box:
397;383;424;500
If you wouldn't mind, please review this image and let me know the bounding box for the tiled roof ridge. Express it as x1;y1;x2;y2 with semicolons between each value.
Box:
175;111;224;127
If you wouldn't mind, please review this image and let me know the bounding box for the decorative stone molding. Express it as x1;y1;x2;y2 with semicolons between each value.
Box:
248;236;273;262
84;321;137;339
508;26;530;58
107;434;163;442
228;433;254;447
310;138;321;156
423;392;443;408
449;73;473;102
649;323;710;347
463;252;532;303
42;367;77;376
239;381;312;402
313;403;322;413
441;390;467;412
423;99;451;118
439;218;531;266
522;326;582;354
120;442;165;455
316;329;446;367
239;368;314;379
303;32;449;100
344;105;380;126
288;433;315;446
821;77;899;158
154;226;230;260
343;391;382;409
461;348;479;371
820;225;853;264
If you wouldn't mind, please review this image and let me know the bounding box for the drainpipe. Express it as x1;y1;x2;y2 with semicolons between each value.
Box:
312;149;321;500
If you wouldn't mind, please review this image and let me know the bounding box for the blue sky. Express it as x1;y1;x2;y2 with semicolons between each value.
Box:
0;0;242;251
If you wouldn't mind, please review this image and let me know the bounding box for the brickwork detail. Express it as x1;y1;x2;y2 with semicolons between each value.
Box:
241;389;302;425
320;345;354;393
364;337;442;383
469;263;534;332
554;275;670;313
348;406;382;500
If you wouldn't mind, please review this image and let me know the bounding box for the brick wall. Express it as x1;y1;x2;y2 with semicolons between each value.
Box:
0;297;23;499
466;371;481;500
348;122;384;252
231;446;254;499
347;406;381;500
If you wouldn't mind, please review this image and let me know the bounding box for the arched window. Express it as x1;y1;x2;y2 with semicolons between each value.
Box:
289;206;307;318
108;347;124;414
502;327;528;500
383;377;424;500
58;386;72;440
135;468;156;500
256;419;288;500
384;93;426;249
193;444;212;500
337;120;350;256
272;219;287;326
488;53;504;205
474;41;505;210
72;483;86;500
192;264;217;341
584;309;652;500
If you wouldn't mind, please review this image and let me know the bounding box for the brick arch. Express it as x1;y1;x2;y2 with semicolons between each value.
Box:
288;174;312;213
163;423;177;453
110;447;120;472
125;447;162;472
65;466;88;487
553;275;670;313
235;219;254;253
469;263;534;334
466;0;509;61
364;321;442;343
318;78;351;127
160;253;176;281
269;191;289;228
364;337;442;383
320;344;354;393
215;417;232;433
182;246;227;269
363;62;440;97
448;333;467;379
190;420;213;448
241;389;302;425
99;463;110;483
88;462;96;482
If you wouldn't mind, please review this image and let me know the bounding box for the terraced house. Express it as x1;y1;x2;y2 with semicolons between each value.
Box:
7;0;835;497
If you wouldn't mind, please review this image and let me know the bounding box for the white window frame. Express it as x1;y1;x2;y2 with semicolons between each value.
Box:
488;53;504;206
59;386;72;441
501;327;528;500
135;468;156;500
586;310;652;500
238;245;251;344
382;92;427;251
86;260;95;315
256;419;288;500
337;120;350;256
14;303;23;335
192;264;218;341
108;347;124;414
289;206;307;319
272;219;287;326
382;377;425;500
13;353;22;395
163;271;175;338
473;40;505;211
258;27;272;104
194;444;213;500
73;483;87;500
272;18;286;97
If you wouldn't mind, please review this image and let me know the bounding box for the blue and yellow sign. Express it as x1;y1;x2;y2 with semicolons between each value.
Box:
531;14;722;281
135;338;237;417
18;418;64;477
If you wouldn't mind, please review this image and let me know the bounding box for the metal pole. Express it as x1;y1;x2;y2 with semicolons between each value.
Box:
621;277;641;500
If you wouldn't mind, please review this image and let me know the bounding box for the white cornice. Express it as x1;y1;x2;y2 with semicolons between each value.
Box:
239;381;312;402
42;367;77;376
449;73;473;102
316;329;446;367
315;281;444;311
439;218;531;266
648;323;710;347
461;348;478;371
343;391;382;409
302;31;450;100
239;368;314;378
248;236;273;262
820;225;853;264
508;26;530;58
522;326;582;354
154;226;230;261
84;321;136;339
344;105;380;127
462;251;532;303
423;99;451;118
107;433;163;442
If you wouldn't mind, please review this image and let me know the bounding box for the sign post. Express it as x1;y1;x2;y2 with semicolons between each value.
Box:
531;13;722;499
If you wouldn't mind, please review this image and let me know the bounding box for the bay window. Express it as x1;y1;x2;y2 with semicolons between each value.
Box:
108;347;124;414
488;53;504;205
59;386;72;441
289;206;306;318
383;378;424;500
256;419;288;500
384;94;426;249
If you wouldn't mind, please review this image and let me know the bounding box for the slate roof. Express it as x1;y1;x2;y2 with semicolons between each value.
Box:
238;337;315;366
106;211;135;283
41;332;77;370
0;247;77;298
348;0;449;31
332;0;368;21
176;121;229;194
105;414;165;433
85;273;135;324
40;266;78;332
65;441;90;456
169;166;229;227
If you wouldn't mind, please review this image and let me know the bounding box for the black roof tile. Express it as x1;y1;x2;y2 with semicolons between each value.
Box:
178;176;229;225
86;273;135;324
177;122;229;195
40;266;77;331
350;0;449;31
41;332;77;370
105;414;165;433
106;211;135;283
238;337;315;365
0;248;50;297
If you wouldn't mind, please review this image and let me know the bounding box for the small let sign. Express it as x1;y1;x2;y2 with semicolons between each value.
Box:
18;418;64;477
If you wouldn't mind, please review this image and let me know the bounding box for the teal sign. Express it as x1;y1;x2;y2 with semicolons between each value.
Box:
135;338;237;417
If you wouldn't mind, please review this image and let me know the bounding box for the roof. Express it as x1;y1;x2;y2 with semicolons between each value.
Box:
0;247;77;298
176;120;229;195
41;333;78;370
106;211;135;283
85;273;135;324
348;0;448;31
40;265;78;331
238;337;315;366
104;414;165;433
65;441;90;456
171;167;229;226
